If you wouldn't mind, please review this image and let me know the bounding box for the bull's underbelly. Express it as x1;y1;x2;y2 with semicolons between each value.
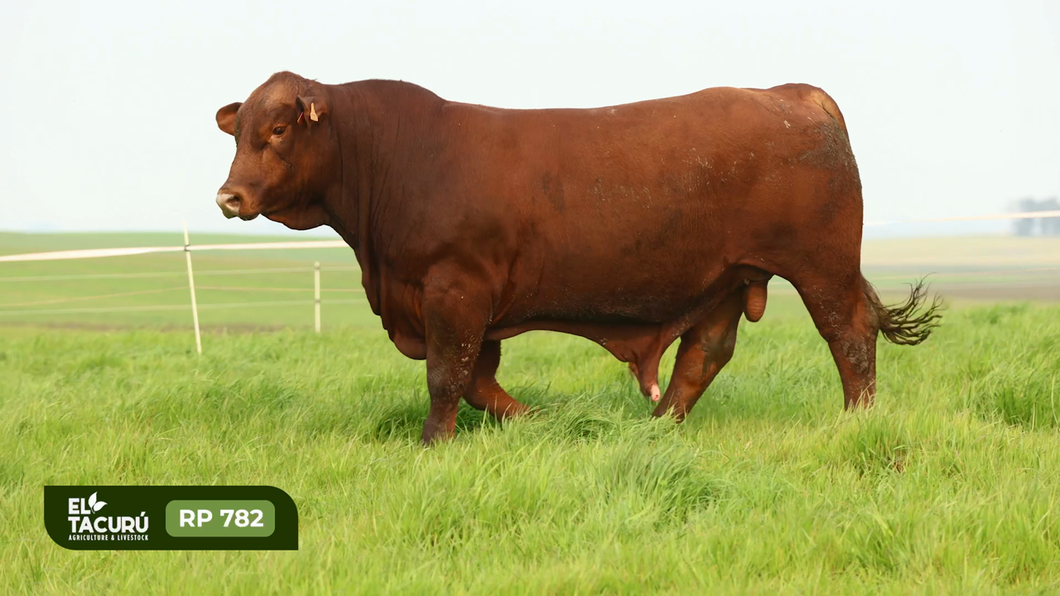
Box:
386;261;769;363
497;256;770;325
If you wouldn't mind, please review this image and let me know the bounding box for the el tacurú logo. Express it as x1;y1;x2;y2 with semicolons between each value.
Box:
67;491;149;541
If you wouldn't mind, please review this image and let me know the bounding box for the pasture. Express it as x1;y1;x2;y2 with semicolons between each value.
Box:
2;231;1060;593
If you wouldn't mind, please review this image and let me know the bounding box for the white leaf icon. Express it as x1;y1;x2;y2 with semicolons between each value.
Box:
87;492;106;512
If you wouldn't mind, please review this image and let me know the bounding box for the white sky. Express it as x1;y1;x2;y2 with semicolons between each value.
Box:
1;0;1057;236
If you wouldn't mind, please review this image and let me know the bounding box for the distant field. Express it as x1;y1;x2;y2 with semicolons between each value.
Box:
2;232;1059;333
2;231;1060;593
861;235;1060;303
0;232;366;329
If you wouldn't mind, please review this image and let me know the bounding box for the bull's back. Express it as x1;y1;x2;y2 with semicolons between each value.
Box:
472;86;855;315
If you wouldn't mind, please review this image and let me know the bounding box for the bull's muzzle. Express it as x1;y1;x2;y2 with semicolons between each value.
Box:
216;192;242;219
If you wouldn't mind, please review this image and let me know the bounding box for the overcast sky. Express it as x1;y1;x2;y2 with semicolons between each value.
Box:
1;1;1057;237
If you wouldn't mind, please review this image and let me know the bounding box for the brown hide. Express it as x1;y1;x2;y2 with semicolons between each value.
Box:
215;71;939;443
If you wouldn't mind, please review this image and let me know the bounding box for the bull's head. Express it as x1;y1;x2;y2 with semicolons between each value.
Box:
215;72;337;230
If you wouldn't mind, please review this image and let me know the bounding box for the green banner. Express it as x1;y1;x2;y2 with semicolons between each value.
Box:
44;486;297;550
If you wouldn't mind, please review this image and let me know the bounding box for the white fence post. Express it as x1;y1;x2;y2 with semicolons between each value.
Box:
314;261;321;333
183;221;203;354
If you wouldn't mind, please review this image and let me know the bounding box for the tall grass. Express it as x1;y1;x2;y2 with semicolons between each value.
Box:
2;301;1060;593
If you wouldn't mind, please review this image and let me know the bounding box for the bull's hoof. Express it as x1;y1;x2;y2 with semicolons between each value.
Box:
651;401;688;422
420;425;455;447
492;402;532;421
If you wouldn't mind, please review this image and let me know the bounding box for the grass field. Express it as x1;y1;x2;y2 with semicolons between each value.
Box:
2;231;1060;593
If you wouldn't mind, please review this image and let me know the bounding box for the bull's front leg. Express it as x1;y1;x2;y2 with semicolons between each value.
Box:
421;284;489;445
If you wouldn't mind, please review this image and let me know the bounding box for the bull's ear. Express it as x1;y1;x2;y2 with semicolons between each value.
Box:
296;96;328;125
216;102;242;135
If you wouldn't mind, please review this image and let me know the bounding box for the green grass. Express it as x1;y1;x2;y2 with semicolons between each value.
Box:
3;296;1060;593
2;231;1060;592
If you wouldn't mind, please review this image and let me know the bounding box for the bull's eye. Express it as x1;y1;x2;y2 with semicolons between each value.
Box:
272;126;286;136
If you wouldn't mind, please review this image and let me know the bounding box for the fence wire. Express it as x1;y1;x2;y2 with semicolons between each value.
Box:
2;220;1058;350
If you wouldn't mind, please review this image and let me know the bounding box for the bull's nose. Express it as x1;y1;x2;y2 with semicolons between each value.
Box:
216;192;241;219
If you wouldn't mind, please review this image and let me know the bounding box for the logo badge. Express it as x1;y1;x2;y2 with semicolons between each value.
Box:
45;486;297;550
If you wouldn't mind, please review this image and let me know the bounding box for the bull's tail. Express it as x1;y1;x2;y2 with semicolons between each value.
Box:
863;277;942;346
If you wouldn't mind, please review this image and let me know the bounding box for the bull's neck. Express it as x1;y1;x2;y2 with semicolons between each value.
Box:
322;80;443;307
325;80;442;242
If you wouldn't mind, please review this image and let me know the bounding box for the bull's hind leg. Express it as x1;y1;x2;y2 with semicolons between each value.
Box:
652;292;745;421
793;272;879;409
462;340;528;420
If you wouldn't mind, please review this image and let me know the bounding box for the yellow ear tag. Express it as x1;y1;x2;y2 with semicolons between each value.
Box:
310;103;319;122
